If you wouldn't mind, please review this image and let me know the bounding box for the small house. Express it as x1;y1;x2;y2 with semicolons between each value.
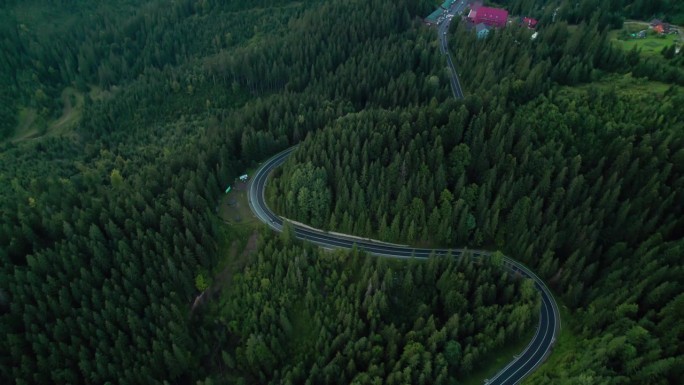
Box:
651;19;671;34
476;23;490;39
522;17;538;29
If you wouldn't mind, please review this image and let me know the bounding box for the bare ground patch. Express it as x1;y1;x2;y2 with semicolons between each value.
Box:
217;181;257;225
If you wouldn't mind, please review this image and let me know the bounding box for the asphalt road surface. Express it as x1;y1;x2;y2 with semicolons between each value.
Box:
437;1;470;99
248;147;561;385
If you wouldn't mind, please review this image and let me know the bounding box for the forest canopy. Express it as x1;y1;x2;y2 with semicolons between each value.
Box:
1;0;683;384
210;236;539;384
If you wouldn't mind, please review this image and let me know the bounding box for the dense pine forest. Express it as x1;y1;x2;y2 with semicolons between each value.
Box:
212;235;538;384
1;0;683;384
272;85;684;383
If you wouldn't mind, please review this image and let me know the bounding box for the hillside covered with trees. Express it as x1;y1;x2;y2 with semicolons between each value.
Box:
495;0;684;25
210;234;538;384
272;85;684;383
1;0;683;384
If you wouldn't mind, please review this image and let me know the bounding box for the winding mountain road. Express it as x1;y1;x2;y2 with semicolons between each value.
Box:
247;147;561;385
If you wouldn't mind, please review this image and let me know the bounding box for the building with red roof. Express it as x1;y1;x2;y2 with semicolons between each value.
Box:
468;6;508;28
522;17;538;29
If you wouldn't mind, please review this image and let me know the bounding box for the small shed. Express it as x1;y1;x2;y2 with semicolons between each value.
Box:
476;23;490;39
522;17;538;29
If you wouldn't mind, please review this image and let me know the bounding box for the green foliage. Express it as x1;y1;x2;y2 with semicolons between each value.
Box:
208;235;538;384
491;251;505;267
280;220;296;246
109;169;124;188
1;0;683;384
496;0;684;26
195;273;210;292
282;162;331;228
0;0;452;383
270;46;684;385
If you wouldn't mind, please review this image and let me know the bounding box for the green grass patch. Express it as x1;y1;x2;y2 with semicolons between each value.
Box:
49;87;83;137
572;73;680;96
218;183;259;226
609;29;679;57
12;107;44;142
9;87;84;143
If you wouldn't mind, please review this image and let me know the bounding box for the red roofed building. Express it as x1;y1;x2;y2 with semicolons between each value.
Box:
468;6;508;28
522;17;538;29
